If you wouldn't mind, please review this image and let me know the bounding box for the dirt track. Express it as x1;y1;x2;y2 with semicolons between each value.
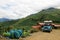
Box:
0;29;60;40
24;29;60;40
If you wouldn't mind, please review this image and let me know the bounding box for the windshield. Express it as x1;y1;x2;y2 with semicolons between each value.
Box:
43;26;51;28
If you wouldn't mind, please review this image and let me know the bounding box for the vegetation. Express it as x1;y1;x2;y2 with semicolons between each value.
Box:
0;8;60;34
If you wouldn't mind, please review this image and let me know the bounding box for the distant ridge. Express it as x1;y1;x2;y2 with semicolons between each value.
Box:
0;18;10;22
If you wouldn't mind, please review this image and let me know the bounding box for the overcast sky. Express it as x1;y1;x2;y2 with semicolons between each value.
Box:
0;0;60;19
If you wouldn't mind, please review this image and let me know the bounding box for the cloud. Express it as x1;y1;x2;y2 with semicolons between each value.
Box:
0;0;60;19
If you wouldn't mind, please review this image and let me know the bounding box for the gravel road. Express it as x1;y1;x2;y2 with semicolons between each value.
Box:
0;29;60;40
24;29;60;40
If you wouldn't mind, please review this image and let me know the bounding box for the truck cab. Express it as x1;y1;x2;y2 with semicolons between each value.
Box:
41;20;52;32
41;25;52;32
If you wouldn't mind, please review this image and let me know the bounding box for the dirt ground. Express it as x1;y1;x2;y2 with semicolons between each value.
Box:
24;29;60;40
0;29;60;40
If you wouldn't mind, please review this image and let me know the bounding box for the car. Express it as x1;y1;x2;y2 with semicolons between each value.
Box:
41;25;52;32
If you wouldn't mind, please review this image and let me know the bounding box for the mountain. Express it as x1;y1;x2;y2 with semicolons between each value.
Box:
0;18;10;22
0;8;60;34
13;8;60;27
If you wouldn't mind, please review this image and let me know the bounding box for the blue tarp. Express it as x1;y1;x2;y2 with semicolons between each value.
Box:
9;29;23;39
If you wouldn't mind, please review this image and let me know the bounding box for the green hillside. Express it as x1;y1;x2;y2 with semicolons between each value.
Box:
0;20;18;34
13;8;60;27
0;8;60;34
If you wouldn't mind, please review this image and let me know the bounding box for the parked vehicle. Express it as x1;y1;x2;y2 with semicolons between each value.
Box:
41;25;52;32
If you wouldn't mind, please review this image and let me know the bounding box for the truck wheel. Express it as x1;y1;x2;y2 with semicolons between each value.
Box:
48;31;51;33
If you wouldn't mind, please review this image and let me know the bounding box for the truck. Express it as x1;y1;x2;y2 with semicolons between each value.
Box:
41;25;52;32
41;20;52;32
